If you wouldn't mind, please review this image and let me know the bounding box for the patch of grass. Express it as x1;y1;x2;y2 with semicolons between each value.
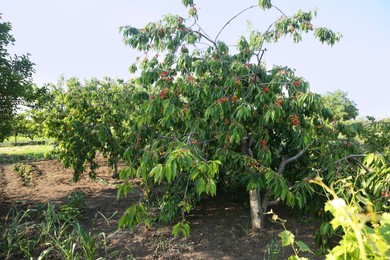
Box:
0;200;120;259
1;136;53;147
0;145;53;163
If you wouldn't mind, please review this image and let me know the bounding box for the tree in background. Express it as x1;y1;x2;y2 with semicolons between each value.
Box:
322;89;358;121
11;113;31;144
43;77;136;180
0;15;35;142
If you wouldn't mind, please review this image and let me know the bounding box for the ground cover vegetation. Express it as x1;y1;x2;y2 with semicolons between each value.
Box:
1;0;389;259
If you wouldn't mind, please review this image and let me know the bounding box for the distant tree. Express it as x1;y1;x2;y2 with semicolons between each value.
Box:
322;90;358;121
0;15;35;142
11;113;31;144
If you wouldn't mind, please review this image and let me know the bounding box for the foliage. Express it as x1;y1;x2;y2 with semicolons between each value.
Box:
9;112;40;143
267;210;314;260
355;117;389;155
311;176;390;260
322;90;359;121
269;166;389;260
116;0;342;234
12;162;35;185
44;77;135;180
0;197;121;259
308;117;390;249
0;15;35;142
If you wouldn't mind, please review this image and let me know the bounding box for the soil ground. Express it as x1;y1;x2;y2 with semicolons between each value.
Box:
0;158;324;259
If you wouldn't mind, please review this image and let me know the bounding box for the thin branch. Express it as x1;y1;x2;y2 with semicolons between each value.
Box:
186;132;195;144
334;154;365;165
320;154;366;173
351;157;370;173
268;197;281;206
159;134;177;141
191;21;212;42
192;30;216;47
215;5;258;42
192;30;221;59
257;4;292;64
194;149;208;162
198;138;217;144
258;48;267;64
271;5;288;19
278;141;314;174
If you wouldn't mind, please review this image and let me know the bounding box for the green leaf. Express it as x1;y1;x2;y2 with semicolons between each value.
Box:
364;153;375;167
258;0;272;10
207;178;217;196
279;230;295;246
164;163;172;183
118;204;146;229
172;221;190;237
196;179;206;195
295;240;314;254
150;164;163;184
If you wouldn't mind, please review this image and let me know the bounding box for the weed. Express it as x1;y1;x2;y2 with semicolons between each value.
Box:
0;207;35;258
265;236;281;260
266;210;314;260
0;200;123;259
12;162;34;185
67;191;88;210
236;221;251;236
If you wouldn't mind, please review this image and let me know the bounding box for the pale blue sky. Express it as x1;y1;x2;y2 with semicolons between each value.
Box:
2;0;390;118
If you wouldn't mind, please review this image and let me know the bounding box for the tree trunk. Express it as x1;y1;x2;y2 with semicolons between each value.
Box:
112;161;119;179
249;189;264;232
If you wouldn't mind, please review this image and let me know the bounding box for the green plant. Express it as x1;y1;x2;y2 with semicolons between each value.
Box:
67;191;88;211
311;177;390;259
12;162;34;185
0;201;121;259
72;222;103;260
314;221;340;251
267;210;314;260
266;236;282;260
236;221;251;236
0;207;34;258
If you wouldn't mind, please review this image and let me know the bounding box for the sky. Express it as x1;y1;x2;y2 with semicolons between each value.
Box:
2;0;390;119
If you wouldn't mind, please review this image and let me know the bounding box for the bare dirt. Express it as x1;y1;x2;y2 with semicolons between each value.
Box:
0;158;324;259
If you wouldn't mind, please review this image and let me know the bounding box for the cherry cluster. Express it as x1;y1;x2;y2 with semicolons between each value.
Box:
290;115;300;126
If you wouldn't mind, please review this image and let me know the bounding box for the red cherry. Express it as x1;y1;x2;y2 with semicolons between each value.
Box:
293;80;301;86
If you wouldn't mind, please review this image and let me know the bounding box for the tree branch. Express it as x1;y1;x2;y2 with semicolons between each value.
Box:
334;154;365;164
351;157;370;173
277;141;314;174
320;154;366;174
271;5;288;19
215;5;258;42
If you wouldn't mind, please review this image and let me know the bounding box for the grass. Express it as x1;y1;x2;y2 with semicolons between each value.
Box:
0;196;124;259
0;145;53;163
0;136;53;147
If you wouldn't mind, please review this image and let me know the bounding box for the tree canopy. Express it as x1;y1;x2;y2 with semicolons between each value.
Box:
322;89;359;121
115;0;343;233
0;15;35;142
